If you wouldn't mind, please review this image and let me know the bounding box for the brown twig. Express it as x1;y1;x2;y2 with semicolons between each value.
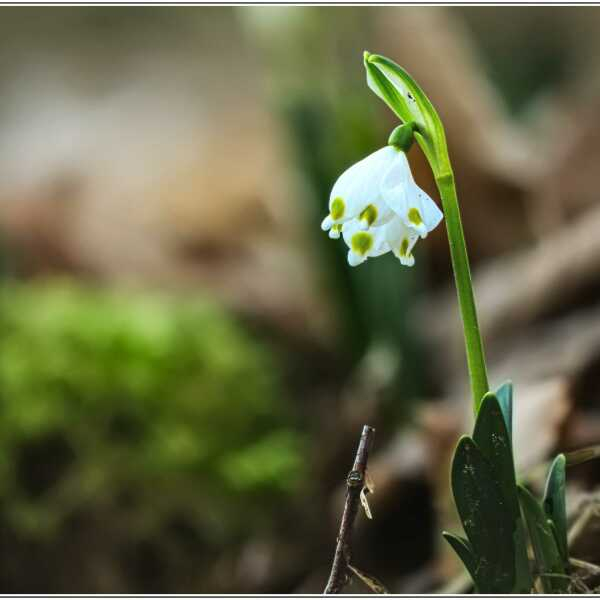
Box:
324;425;375;594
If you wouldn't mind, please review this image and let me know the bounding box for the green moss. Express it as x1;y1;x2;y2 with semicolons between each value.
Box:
0;278;304;539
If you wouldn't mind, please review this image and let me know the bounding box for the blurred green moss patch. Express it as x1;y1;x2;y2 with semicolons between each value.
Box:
0;279;304;541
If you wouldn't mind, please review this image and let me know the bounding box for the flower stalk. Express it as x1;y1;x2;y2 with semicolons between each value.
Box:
436;171;489;413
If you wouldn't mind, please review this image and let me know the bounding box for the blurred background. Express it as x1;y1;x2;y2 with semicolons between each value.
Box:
1;5;600;593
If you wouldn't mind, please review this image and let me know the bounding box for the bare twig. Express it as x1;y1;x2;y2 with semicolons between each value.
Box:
324;425;375;594
570;557;600;576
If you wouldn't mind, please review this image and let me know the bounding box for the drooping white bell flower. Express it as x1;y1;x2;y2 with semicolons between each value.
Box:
323;144;443;267
321;146;400;234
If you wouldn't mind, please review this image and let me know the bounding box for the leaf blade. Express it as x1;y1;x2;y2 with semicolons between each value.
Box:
442;531;478;589
472;392;518;517
494;380;513;439
473;392;534;591
451;435;516;593
543;454;568;567
518;484;567;593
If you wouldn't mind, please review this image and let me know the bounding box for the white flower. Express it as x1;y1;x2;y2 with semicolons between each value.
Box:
322;145;443;267
321;146;398;235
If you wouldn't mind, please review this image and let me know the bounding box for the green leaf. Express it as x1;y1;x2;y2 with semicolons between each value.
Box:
514;517;535;593
473;393;518;516
543;454;568;567
442;532;478;588
471;394;533;592
518;484;567;593
451;436;515;593
494;380;513;439
363;52;449;179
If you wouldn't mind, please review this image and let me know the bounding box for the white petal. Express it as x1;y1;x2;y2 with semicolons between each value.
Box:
384;216;419;267
411;184;443;233
379;151;413;223
342;219;390;259
341;218;363;242
380;181;412;228
328;146;403;225
358;201;394;230
321;215;334;231
381;164;443;239
347;250;366;267
369;230;393;257
379;149;411;190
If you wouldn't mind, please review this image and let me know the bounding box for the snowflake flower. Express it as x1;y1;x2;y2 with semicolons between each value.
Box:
321;145;443;267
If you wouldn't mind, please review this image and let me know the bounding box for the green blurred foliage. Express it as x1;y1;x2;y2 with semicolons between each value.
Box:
0;279;304;542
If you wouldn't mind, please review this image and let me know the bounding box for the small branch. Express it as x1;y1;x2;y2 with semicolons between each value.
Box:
570;557;600;576
324;425;375;594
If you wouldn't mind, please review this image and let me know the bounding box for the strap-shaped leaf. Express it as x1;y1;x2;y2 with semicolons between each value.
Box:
451;436;515;593
518;484;567;593
471;392;533;591
494;380;513;439
513;517;535;593
442;532;478;589
363;52;449;179
543;454;568;567
473;393;518;517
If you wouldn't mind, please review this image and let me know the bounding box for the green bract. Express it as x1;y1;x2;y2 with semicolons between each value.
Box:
364;52;449;179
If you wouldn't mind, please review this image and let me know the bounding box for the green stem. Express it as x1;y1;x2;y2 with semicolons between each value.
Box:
436;171;489;414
